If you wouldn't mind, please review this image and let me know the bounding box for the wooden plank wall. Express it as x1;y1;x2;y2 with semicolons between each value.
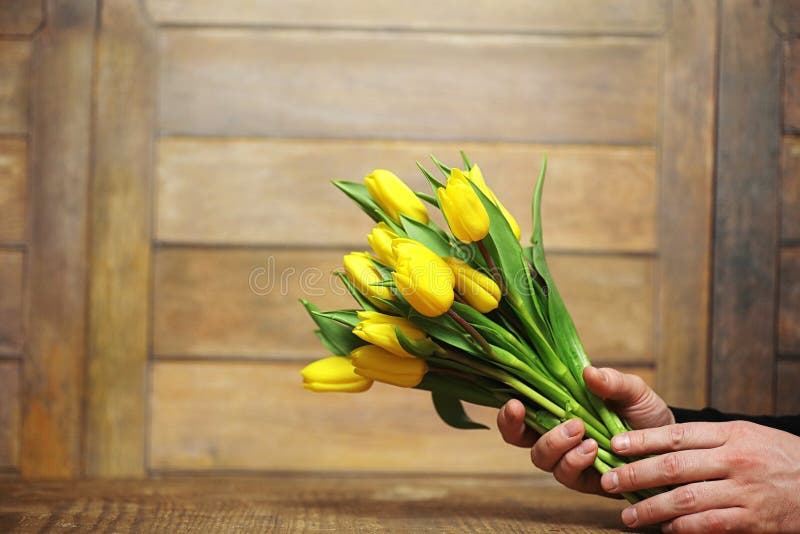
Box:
0;0;39;475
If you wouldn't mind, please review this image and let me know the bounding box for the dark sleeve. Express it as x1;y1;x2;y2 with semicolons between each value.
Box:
671;407;800;436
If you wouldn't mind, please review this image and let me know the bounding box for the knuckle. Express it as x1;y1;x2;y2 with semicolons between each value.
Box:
620;464;638;488
722;449;755;471
661;454;683;481
672;486;697;512
668;425;685;450
705;511;732;533
641;499;656;523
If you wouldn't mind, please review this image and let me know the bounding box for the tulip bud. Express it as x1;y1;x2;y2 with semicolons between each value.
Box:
391;238;455;317
444;257;502;313
301;356;373;392
364;169;429;225
352;310;427;359
366;222;398;266
466;165;521;240
350;345;427;388
343;252;395;311
437;169;491;243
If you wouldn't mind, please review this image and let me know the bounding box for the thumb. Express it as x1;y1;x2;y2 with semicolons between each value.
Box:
583;366;648;405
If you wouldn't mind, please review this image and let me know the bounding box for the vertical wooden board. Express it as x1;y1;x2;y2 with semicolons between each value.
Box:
146;0;668;34
149;361;528;473
86;0;156;477
157;138;656;252
778;247;800;354
0;0;42;35
0;361;20;468
772;0;800;37
785;39;800;133
711;0;780;414
22;0;95;478
776;359;800;415
0;41;30;135
549;255;654;364
782;136;800;240
0;138;27;243
159;29;659;143
657;0;717;408
0;250;23;355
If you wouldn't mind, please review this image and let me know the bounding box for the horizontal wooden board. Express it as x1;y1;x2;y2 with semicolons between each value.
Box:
779;247;800;354
159;30;658;143
0;41;29;135
0;361;19;468
0;138;27;243
153;248;653;363
157;138;656;252
776;359;800;416
146;0;668;34
782;136;800;240
150;360;653;473
786;39;800;133
0;250;23;355
0;0;42;35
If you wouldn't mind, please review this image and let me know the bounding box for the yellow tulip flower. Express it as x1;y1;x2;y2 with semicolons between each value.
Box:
367;222;399;266
350;345;427;388
444;257;502;313
301;356;373;392
343;252;395;311
364;169;429;225
391;238;455;317
466;165;521;240
437;169;491;243
352;310;427;358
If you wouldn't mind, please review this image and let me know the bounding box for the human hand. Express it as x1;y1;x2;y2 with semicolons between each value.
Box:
600;421;800;533
496;366;675;496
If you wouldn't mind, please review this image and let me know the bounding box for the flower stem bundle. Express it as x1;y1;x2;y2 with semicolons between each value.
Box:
301;154;661;503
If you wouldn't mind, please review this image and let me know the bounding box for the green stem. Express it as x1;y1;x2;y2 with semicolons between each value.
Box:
447;309;494;356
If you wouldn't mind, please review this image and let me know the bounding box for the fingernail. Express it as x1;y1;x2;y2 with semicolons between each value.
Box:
621;506;638;527
602;471;619;492
577;439;595;455
562;419;581;438
612;434;630;451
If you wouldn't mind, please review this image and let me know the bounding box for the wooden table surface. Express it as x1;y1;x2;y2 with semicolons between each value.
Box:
0;474;656;533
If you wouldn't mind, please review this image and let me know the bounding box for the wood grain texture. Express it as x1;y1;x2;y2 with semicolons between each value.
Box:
0;0;42;35
22;0;96;478
153;248;654;363
0;138;26;243
0;41;30;135
85;0;156;478
0;361;19;468
0;250;23;356
776;359;800;415
159;29;658;143
655;0;717;408
779;247;800;354
150;361;653;473
782;136;800;240
772;0;800;37
711;0;780;414
785;38;800;133
157;138;657;252
0;477;631;533
146;0;668;35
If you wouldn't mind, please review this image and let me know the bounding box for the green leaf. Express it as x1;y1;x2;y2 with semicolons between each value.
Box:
394;326;438;357
314;329;341;355
331;180;382;223
415;191;439;207
370;280;396;288
400;215;454;258
311;309;360;329
460;150;473;170
406;311;482;356
429;154;453;178
335;271;376;312
417;161;445;191
302;300;366;355
431;392;489;429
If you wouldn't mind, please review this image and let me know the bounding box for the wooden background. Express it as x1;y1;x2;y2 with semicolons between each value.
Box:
0;0;797;479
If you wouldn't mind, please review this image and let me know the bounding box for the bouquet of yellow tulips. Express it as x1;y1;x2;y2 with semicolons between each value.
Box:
301;153;658;503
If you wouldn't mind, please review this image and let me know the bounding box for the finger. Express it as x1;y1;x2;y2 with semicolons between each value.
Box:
601;450;727;494
552;439;604;495
583;366;650;403
615;480;738;528
610;422;730;456
497;399;538;448
661;507;752;534
531;418;585;472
